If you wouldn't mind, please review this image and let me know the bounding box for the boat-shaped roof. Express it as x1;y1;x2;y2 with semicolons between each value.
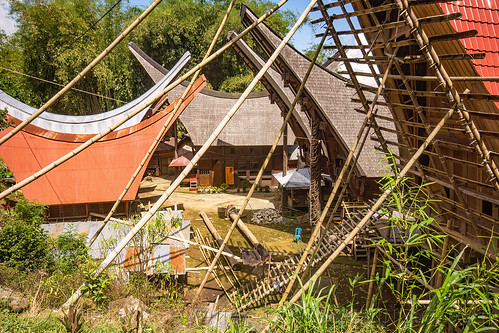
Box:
0;52;190;134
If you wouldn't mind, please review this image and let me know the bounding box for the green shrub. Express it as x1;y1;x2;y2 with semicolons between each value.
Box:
0;219;53;270
81;271;110;310
240;180;250;192
53;227;89;272
269;278;385;332
13;198;47;226
219;183;229;192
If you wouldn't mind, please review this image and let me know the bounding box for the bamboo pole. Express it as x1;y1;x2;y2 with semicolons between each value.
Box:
287;103;456;305
87;0;236;247
193;0;322;302
0;0;163;146
0;0;289;201
365;248;379;308
62;0;292;310
279;47;398;305
396;0;499;194
435;220;452;288
200;211;241;270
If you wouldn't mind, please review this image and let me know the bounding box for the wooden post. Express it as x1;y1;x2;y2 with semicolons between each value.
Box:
281;121;288;212
309;110;321;225
228;211;269;260
200;212;241;270
435;220;453;287
366;248;379;308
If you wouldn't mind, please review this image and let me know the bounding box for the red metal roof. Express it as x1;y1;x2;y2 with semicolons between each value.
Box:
169;155;190;167
441;0;499;95
0;77;205;205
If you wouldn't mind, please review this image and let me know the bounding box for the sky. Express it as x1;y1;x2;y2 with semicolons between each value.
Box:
0;0;16;35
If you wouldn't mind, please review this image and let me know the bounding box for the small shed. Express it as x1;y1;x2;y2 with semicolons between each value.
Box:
41;209;190;276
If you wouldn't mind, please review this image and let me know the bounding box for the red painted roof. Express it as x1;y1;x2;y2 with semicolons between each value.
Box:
0;77;205;205
169;155;190;167
441;0;499;95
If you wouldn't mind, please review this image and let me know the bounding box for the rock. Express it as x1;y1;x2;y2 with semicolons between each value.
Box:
251;208;284;225
0;285;30;313
109;296;149;330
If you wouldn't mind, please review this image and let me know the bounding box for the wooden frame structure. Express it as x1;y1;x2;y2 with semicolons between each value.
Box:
310;0;498;256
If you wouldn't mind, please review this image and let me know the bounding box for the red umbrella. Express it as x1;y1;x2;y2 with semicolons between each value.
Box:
169;155;190;167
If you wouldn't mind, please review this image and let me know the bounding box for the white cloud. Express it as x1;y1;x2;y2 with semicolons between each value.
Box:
0;0;17;35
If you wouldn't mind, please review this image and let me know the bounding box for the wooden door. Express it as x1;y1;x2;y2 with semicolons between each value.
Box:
225;166;234;185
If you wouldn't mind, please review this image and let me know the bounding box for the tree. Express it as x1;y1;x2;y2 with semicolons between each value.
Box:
0;0;296;115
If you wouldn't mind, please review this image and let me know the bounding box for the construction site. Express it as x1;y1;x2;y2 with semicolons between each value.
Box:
0;0;498;331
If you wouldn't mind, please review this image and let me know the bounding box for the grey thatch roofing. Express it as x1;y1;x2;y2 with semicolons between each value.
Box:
128;42;305;147
240;5;398;177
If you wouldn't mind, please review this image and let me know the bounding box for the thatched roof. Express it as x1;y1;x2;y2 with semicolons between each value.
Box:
128;42;308;147
239;5;398;178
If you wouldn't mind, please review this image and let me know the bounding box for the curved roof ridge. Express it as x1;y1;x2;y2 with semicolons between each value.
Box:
127;41;268;99
0;52;191;134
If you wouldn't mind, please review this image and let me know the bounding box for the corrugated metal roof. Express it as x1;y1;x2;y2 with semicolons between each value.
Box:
441;0;499;95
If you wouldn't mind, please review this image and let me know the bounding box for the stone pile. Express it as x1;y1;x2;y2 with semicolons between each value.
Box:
251;208;284;225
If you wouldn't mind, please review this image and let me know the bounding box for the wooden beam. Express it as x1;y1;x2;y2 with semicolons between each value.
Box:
200;211;242;270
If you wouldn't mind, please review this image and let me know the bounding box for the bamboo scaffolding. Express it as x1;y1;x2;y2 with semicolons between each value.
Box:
312;0;456;11
299;0;401;278
0;0;163;146
311;3;399;24
372;136;476;156
282;0;457;308
380;40;483;238
328;12;462;37
193;0;321;302
60;1;291;310
331;51;485;64
279;28;400;307
0;0;289;201
395;0;499;193
355;0;460;249
434;193;498;224
87;0;236;247
341;72;499;82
